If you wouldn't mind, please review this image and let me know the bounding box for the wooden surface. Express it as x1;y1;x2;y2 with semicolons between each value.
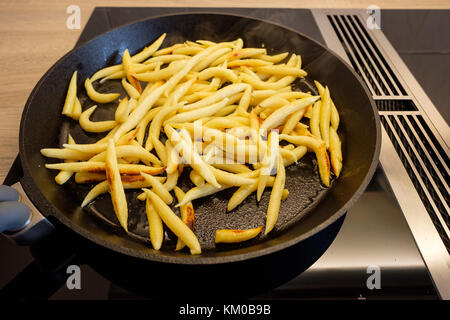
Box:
0;1;449;181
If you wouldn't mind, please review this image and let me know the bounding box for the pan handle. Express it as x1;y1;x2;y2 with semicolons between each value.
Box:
2;155;55;245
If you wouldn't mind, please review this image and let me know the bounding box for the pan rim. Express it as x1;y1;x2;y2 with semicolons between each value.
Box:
19;11;381;265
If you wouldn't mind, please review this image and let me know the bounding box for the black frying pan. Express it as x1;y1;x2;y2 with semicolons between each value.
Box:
12;13;380;298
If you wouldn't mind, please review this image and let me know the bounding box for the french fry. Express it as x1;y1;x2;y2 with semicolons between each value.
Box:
145;197;164;250
62;71;78;117
79;105;117;133
132;33;167;63
319;86;331;148
54;134;77;184
174;186;195;251
45;162;164;175
105;139;128;232
310;101;322;139
329;127;343;177
121;78;140;99
141;172;173;205
279;134;330;186
189;170;205;187
260;96;319;131
215;226;263;243
146;190;201;254
84;78;120;103
265;153;285;235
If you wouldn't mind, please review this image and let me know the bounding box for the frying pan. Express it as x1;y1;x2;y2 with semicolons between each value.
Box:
3;13;380;298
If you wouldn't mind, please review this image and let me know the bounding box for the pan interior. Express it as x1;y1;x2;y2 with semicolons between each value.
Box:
63;73;333;251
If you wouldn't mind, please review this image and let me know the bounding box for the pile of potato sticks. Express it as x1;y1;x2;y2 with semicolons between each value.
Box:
40;33;343;255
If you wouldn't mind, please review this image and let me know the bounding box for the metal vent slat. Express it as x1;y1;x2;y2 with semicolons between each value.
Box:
340;15;392;95
327;15;377;96
352;15;408;96
380;115;450;252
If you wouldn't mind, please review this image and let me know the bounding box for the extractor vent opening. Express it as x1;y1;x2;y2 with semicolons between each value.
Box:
327;14;407;97
375;99;418;111
380;115;450;253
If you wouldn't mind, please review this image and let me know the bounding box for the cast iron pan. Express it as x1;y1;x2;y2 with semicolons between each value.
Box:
17;13;380;297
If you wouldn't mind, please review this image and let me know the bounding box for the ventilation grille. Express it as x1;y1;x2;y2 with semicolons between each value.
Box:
327;14;407;98
380;114;450;253
376;99;418;111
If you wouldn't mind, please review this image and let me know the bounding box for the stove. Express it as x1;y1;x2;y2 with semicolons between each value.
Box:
1;7;448;300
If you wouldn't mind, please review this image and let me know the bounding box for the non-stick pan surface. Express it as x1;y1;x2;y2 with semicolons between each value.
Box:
19;13;380;264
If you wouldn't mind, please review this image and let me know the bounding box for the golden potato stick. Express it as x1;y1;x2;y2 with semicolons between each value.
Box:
79;105;117;133
251;88;291;105
257;130;277;202
227;59;273;68
135;61;186;82
259;96;290;109
210;166;256;186
67;97;83;121
81;176;163;206
239;73;296;90
215;104;238;117
91;65;123;82
176;183;232;208
112;81;168;141
227;177;275;211
166;126;220;188
132;33;167;62
166;98;229;124
146;189;201;255
329;127;343;178
136;106;160;145
165;140;179;174
236;85;252;116
88;144;162;166
54;134;77;185
144;54;189;65
40;147;92;161
174;186;195;251
105;139;128;232
192;47;231;72
150;104;180;162
122;49;142;93
189;170;205;187
210;163;252;174
182;83;248;111
215;226;263;243
163;168;180;192
282;108;307;135
173;46;204;55
145;198;164;250
153;43;184;56
310;101;322;139
115;97;131;123
163;43;235;97
314;80;339;130
279;134;330;186
260;96;319;131
121;78;140;99
198;67;238;83
84;78;120;103
62;71;77;117
204;118;246;130
64;128;137;153
141;174;175;207
319;86;331;148
255;65;307;77
265;153;285;235
76;172;163;184
75;172;108;184
141;172;173;205
212;48;267;66
281;146;308;167
45;162;164;175
253;52;289;63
